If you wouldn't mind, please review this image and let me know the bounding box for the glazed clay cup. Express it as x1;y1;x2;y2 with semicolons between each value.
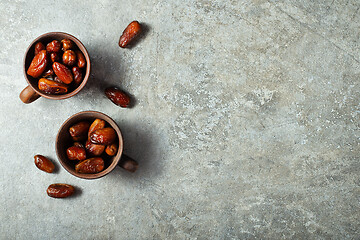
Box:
56;111;138;179
20;32;90;103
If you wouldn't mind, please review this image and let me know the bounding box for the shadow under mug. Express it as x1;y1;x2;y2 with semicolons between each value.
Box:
20;32;91;103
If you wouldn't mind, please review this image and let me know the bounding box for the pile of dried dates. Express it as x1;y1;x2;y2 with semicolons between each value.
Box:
27;39;86;94
68;119;118;174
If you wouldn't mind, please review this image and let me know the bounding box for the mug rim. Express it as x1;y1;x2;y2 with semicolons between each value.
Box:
55;111;124;179
23;32;91;100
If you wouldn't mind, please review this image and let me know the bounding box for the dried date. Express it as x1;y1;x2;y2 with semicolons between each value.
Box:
53;62;73;84
62;50;76;66
27;50;48;78
38;78;68;94
90;127;116;145
46;40;61;53
69;121;90;141
75;157;104;174
66;146;86;161
105;87;130;108
105;143;118;156
119;21;141;48
34;155;55;173
47;183;75;198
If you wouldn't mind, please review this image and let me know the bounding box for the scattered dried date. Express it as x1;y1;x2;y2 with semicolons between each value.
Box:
47;183;75;198
34;155;55;173
119;21;142;48
105;87;130;108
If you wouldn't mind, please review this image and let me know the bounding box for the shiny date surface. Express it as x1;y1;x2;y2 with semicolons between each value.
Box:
61;39;74;51
75;50;86;68
85;140;105;156
72;66;83;85
38;78;68;94
90;127;116;145
46;40;61;53
34;42;45;56
62;50;77;66
47;184;75;198
53;62;73;84
66;146;86;161
119;21;142;48
75;157;104;174
69;121;90;141
34;155;55;173
105;143;118;156
105;87;130;108
88;119;106;137
27;50;48;78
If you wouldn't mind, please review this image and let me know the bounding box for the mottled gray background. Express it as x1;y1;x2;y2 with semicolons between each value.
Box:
0;0;359;239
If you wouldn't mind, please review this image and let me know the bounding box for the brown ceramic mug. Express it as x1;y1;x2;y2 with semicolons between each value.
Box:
56;111;138;179
20;32;91;103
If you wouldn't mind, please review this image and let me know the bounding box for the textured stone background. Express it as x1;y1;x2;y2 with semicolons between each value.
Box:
0;0;359;239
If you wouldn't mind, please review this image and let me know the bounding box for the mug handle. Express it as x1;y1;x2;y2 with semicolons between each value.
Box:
118;154;138;173
19;85;40;103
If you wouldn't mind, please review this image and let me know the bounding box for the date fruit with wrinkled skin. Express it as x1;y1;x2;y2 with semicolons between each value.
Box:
75;50;86;68
90;127;116;145
75;157;104;173
85;140;105;156
66;146;86;161
61;39;74;51
119;21;141;48
34;155;55;173
69;121;90;141
105;87;130;108
38;78;68;94
27;50;48;78
105;143;118;156
88;119;106;137
50;52;60;62
53;62;73;84
62;50;76;66
47;184;75;198
34;42;45;56
46;40;61;53
72;66;83;85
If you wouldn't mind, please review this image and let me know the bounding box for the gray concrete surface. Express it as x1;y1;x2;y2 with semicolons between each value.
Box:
0;0;359;239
